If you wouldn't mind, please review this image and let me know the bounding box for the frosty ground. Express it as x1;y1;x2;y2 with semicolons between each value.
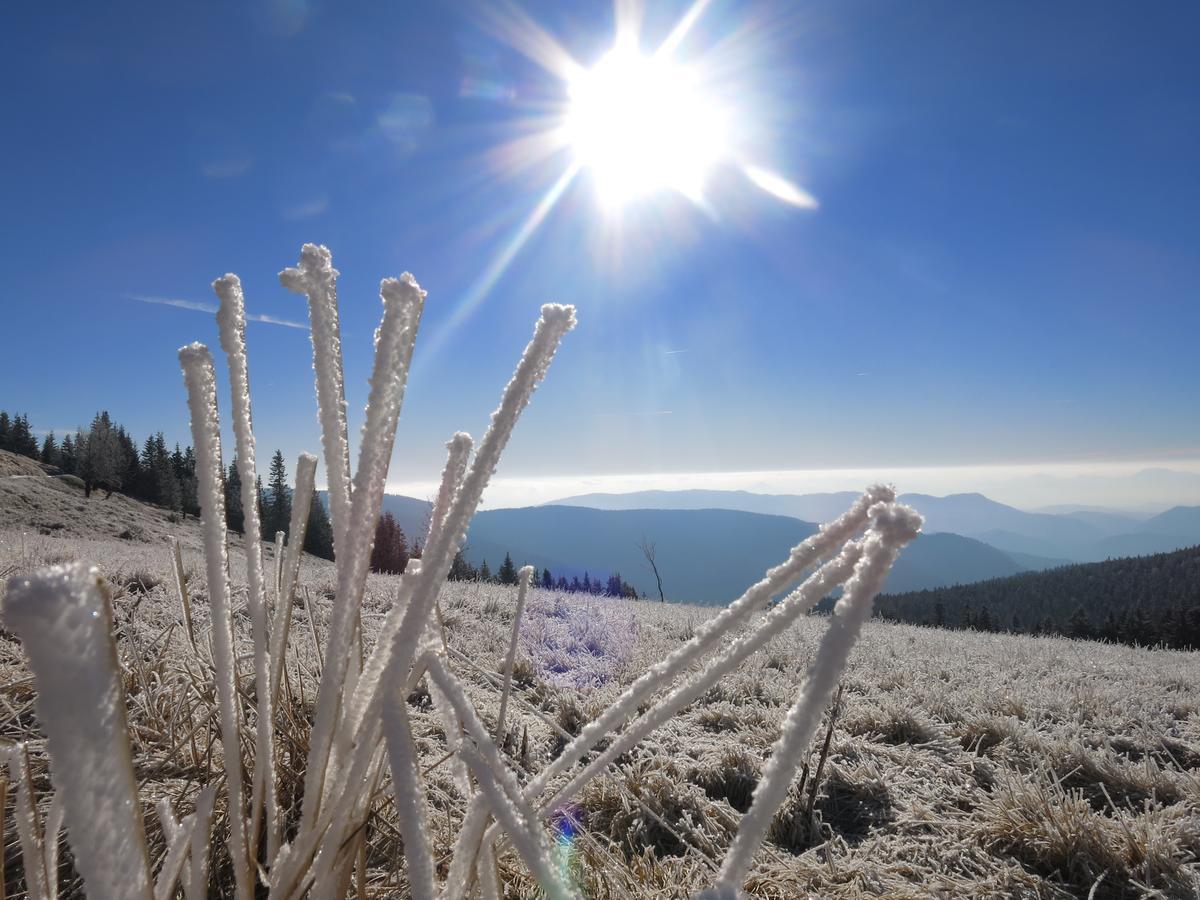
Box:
2;516;1199;897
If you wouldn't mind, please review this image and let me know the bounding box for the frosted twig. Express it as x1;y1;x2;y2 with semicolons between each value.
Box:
426;656;576;900
271;453;317;707
170;538;200;658
534;541;865;822
382;692;437;900
7;744;49;900
279;244;352;559
341;304;576;760
178;343;252;900
299;271;425;834
490;485;891;840
712;502;923;892
263;305;577;896
184;786;217;900
496;565;535;744
214;273;278;863
3;566;154;900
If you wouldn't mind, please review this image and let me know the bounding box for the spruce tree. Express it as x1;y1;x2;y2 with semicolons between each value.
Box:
498;552;518;585
40;432;59;466
225;461;245;533
542;568;553;589
59;434;76;473
264;450;292;540
0;411;10;451
370;511;409;574
304;487;335;560
478;559;492;582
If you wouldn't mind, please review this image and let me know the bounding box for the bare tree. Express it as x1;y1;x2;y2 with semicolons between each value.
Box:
639;535;665;603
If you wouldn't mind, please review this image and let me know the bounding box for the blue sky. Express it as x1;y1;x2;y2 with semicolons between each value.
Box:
3;1;1198;508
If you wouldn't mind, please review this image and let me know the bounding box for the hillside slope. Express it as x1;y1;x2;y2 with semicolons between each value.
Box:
876;544;1200;648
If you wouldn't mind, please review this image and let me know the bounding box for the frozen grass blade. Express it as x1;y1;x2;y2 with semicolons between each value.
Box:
178;343;252;900
215;273;279;864
523;485;894;804
3;565;153;900
7;744;49;900
184;786;217;900
382;693;437;900
496;565;535;744
271;453;317;709
711;502;924;892
279;244;353;558
427;656;577;900
299;272;425;834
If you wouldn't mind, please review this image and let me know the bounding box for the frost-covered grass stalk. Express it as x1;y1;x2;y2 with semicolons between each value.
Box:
4;564;152;900
1;243;925;899
215;273;278;857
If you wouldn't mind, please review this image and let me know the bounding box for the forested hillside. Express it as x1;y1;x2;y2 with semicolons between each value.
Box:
875;544;1200;649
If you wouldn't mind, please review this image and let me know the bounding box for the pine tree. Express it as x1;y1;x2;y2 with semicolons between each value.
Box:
498;552;518;585
0;411;10;452
369;511;409;574
1068;607;1092;640
304;487;335;560
80;412;124;497
59;434;76;473
448;550;477;581
225;461;245;533
264;450;292;541
10;414;38;458
478;559;492;582
40;431;59;466
542;568;553;589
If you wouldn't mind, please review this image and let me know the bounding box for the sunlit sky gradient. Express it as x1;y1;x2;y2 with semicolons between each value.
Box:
3;1;1198;510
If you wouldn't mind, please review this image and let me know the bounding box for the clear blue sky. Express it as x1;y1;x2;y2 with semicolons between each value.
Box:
3;1;1197;506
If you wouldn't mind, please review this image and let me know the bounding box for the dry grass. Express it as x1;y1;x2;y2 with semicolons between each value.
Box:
1;527;1198;897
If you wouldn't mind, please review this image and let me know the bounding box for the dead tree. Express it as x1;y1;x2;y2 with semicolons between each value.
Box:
639;535;665;602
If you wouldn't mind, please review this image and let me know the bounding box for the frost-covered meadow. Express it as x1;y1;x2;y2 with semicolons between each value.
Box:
2;243;1198;900
2;525;1198;898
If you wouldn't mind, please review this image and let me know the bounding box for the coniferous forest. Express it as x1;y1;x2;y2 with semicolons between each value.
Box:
874;545;1200;650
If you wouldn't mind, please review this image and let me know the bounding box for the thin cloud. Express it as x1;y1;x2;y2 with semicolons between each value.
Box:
202;157;254;179
663;348;687;355
127;295;307;330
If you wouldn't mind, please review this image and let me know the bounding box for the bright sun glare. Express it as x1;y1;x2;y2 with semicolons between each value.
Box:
565;48;729;208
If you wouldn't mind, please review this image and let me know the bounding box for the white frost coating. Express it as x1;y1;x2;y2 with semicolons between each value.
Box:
214;272;278;860
272;305;576;896
381;693;437;900
178;343;252;900
712;502;924;891
496;565;535;743
8;744;49;900
301;271;425;832
536;542;865;820
517;484;893;809
341;304;576;752
279;244;352;558
427;656;576;900
458;743;576;900
3;565;153;900
184;785;217;900
426;432;473;548
271;452;318;706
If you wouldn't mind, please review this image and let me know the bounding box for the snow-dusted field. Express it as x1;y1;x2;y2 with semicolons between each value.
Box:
2;526;1198;898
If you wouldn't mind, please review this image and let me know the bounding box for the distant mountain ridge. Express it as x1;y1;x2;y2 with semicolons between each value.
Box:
453;505;1026;605
547;489;1200;563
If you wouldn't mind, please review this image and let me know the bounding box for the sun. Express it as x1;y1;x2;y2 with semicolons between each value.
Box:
564;47;730;209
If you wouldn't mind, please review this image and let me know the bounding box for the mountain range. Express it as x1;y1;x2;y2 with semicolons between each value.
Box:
357;487;1200;605
549;489;1200;563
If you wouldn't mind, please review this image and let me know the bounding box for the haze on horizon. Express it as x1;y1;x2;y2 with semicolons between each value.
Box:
3;1;1196;513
